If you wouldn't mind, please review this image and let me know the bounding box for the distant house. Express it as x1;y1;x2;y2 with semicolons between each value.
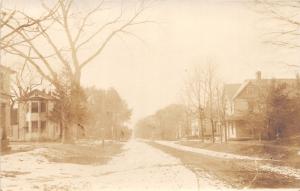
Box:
0;65;15;146
12;89;61;141
224;71;297;140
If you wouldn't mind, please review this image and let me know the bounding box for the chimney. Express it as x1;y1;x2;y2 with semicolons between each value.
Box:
256;71;262;80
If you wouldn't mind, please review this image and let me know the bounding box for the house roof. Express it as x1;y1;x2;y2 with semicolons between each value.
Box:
232;80;251;100
232;78;297;100
0;65;15;73
20;89;56;101
224;83;241;100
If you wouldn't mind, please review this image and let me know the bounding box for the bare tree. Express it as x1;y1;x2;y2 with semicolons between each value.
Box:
0;3;58;49
10;56;44;109
215;83;227;143
255;0;300;67
183;61;221;143
182;65;207;142
2;0;154;142
2;0;154;87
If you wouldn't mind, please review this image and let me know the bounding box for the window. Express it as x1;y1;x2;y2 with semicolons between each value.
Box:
32;121;38;132
41;102;46;112
248;101;254;113
31;102;39;113
41;121;46;132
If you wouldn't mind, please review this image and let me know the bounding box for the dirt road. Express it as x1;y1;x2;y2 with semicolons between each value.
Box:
1;140;204;191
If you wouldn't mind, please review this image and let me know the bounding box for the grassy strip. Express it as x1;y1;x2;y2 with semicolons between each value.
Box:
179;141;300;168
9;140;124;165
149;142;300;189
41;141;124;165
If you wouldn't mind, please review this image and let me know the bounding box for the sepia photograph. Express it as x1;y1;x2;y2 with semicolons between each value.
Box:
1;0;300;190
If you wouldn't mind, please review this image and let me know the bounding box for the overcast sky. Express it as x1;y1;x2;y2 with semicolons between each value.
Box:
3;0;300;125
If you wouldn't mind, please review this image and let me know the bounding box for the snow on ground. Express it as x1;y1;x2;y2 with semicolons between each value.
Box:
259;164;300;180
75;139;113;146
192;167;230;190
1;140;213;191
155;141;264;161
155;141;300;180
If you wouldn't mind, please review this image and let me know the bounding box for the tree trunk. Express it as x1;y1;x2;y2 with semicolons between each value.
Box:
198;118;201;141
62;125;74;144
211;119;215;143
59;120;63;140
224;122;228;143
61;113;74;144
220;123;223;143
201;118;204;143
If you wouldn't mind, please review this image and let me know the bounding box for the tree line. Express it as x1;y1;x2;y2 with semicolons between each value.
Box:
134;104;188;140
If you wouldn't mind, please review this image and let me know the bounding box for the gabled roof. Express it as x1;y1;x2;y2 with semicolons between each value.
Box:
232;78;297;100
232;80;251;100
224;83;241;100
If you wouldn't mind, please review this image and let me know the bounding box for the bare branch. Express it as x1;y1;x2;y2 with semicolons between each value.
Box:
73;0;105;44
80;5;148;69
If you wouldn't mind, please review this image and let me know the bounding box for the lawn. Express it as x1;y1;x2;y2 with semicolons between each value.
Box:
179;140;300;169
149;142;300;189
8;140;124;165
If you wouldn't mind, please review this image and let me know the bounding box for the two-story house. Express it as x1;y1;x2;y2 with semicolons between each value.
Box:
0;65;15;150
224;83;241;139
225;71;297;140
15;89;60;141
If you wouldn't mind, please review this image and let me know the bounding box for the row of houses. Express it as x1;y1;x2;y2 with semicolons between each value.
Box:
187;71;299;141
0;65;60;142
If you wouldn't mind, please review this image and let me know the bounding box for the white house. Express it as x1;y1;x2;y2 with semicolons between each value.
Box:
13;89;60;141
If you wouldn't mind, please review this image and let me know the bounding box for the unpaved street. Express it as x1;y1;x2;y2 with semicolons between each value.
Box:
1;140;204;191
